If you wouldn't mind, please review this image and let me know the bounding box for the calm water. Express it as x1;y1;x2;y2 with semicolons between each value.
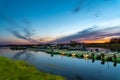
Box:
0;48;120;80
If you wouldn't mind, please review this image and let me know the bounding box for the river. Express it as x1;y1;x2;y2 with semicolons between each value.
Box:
0;48;120;80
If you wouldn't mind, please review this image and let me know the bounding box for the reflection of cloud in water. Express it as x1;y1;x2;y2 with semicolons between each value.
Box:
13;50;34;60
13;50;27;59
23;51;34;60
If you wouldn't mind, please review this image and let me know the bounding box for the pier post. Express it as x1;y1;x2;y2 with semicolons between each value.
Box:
113;54;117;67
101;53;105;64
91;53;95;63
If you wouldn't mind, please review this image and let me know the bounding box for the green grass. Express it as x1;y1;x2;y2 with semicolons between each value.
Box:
0;57;65;80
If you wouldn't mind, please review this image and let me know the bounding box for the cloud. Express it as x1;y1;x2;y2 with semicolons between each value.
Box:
0;11;53;44
52;26;120;43
72;0;101;18
0;11;41;43
72;0;112;17
9;27;40;43
73;0;85;13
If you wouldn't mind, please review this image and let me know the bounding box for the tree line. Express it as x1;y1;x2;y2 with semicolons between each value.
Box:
109;38;120;43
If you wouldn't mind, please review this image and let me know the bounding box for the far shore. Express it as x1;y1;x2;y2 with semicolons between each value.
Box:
85;43;120;50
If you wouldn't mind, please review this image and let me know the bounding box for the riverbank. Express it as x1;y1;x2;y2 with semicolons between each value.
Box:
0;57;65;80
41;49;120;64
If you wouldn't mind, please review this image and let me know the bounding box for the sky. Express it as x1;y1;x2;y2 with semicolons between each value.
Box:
0;0;120;45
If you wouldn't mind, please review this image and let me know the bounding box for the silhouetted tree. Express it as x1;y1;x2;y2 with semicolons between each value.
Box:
109;38;120;43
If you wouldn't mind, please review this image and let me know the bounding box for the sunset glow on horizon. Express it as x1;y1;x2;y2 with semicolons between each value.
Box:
81;38;110;44
0;0;120;45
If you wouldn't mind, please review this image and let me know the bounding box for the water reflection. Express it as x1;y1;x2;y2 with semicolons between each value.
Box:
92;58;94;63
13;50;27;59
114;61;117;67
0;48;120;80
51;54;54;57
101;59;105;65
23;51;34;60
13;50;34;61
113;58;117;67
113;54;117;67
99;58;117;67
73;75;83;80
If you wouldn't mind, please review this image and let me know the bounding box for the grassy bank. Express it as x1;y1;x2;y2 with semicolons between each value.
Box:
0;57;65;80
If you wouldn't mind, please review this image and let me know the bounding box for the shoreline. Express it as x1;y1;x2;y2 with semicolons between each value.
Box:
0;56;65;80
39;49;120;64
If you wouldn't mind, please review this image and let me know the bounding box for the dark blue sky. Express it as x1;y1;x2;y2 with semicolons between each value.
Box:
0;0;120;44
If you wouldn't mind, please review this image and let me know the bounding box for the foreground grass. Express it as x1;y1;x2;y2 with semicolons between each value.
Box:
0;57;65;80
